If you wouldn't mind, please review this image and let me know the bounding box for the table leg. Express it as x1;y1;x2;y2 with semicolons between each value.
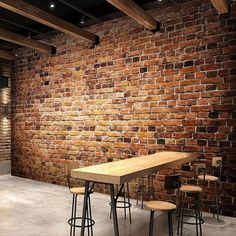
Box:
80;181;90;236
110;184;119;236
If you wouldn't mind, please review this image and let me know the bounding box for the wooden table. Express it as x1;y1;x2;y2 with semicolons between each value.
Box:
71;151;197;236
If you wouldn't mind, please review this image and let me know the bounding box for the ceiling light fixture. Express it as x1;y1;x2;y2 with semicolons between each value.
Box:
80;14;85;25
49;0;56;10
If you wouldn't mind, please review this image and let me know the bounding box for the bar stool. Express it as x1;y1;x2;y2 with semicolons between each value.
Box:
136;174;155;209
146;201;176;236
196;158;222;222
145;174;181;236
136;176;145;209
67;163;95;236
109;183;132;223
177;185;203;236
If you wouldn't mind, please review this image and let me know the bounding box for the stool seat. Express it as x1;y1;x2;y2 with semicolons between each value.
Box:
70;187;85;195
198;175;219;182
145;201;176;212
180;185;202;193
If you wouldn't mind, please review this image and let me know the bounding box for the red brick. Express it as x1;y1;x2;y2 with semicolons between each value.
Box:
10;0;236;217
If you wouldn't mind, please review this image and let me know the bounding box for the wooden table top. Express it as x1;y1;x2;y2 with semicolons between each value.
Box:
71;151;197;185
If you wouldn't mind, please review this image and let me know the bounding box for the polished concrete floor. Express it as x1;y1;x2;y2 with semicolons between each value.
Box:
0;174;235;236
0;160;11;175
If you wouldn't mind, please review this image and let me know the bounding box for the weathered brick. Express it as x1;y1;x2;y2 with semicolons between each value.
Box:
209;111;219;118
8;0;236;217
0;61;11;161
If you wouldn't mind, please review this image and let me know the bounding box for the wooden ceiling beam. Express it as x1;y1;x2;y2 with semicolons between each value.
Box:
210;0;229;14
0;50;15;60
0;28;54;54
106;0;160;31
0;0;99;44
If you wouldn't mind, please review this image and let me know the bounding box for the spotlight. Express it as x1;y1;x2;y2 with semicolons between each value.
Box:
49;0;56;9
80;14;85;25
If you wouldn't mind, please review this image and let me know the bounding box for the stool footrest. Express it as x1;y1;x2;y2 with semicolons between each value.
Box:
68;217;95;228
109;200;132;209
177;214;204;225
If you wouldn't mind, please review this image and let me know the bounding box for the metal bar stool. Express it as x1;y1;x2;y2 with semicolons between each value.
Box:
195;157;222;222
136;174;155;209
136;176;145;209
145;174;181;236
177;185;204;236
146;201;176;236
109;183;132;224
67;163;95;236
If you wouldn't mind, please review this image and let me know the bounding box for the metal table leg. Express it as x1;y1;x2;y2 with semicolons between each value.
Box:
110;184;119;236
80;181;90;236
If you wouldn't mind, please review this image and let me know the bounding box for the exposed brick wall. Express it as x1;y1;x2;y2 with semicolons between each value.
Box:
11;0;236;216
0;60;11;161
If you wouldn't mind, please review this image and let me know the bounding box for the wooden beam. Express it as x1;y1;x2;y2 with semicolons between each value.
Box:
0;50;15;60
0;0;99;43
106;0;159;31
0;28;54;54
210;0;229;14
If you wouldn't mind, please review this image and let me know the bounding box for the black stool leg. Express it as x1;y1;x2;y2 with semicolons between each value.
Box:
136;178;144;209
123;185;127;219
70;194;75;236
86;194;93;236
149;210;155;236
174;188;180;215
86;205;90;236
110;204;112;219
180;193;185;236
215;181;220;222
85;195;90;236
127;183;132;224
168;212;173;236
73;194;78;236
177;192;183;235
196;193;202;236
194;194;199;236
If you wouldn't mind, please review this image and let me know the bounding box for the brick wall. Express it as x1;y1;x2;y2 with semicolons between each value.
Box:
11;0;236;216
0;60;11;161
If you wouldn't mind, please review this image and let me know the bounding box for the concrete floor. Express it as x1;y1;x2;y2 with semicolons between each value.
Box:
0;175;235;236
0;160;11;175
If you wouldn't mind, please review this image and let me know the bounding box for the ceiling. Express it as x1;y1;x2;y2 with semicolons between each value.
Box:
0;0;183;52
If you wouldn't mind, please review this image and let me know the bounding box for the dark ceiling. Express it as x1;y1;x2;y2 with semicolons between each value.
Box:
0;0;182;52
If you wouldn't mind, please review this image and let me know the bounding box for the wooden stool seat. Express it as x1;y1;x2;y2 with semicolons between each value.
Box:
180;185;202;193
198;175;219;182
145;201;176;212
70;187;85;195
